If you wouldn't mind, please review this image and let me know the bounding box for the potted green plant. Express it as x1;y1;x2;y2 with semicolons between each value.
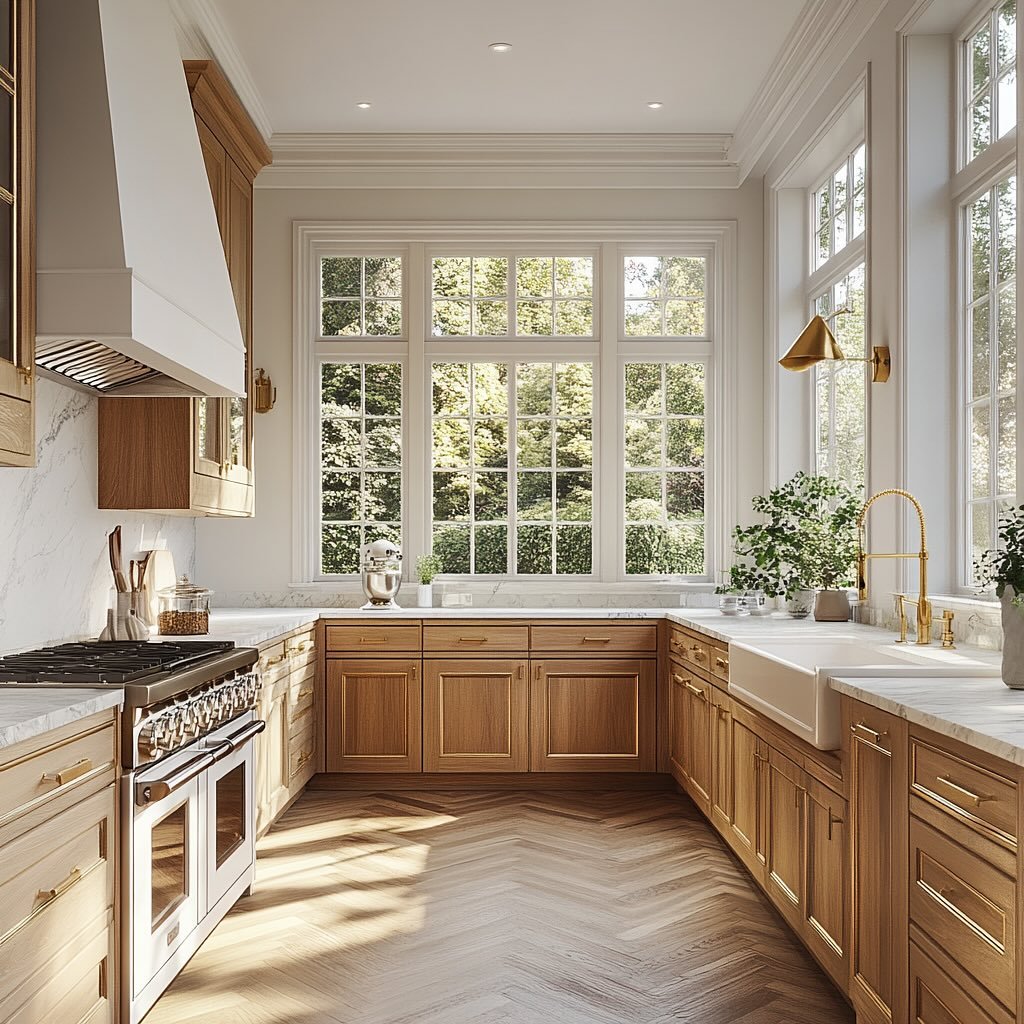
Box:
415;554;441;609
975;505;1024;688
721;472;859;620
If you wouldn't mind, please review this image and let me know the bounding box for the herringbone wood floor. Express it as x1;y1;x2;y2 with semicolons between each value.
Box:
146;789;854;1024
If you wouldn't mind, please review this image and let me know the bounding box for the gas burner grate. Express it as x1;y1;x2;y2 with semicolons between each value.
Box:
0;640;235;683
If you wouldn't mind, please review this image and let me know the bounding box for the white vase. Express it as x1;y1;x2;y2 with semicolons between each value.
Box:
417;584;433;608
1001;587;1024;688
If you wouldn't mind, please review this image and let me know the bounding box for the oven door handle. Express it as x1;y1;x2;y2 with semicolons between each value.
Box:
136;750;216;805
218;719;266;755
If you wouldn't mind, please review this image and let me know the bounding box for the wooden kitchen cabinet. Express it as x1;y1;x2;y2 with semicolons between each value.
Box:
709;685;732;832
326;657;422;772
726;702;769;883
423;658;528;772
0;0;35;468
843;698;908;1024
766;748;805;930
97;59;271;515
529;658;656;772
667;667;688;787
682;672;713;812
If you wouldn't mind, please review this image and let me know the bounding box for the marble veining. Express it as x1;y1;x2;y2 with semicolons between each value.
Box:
0;379;196;654
0;687;123;750
830;675;1024;768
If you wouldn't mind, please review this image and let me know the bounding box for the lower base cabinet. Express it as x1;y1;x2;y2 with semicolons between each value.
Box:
766;749;805;930
727;703;769;883
423;659;529;772
529;658;656;772
326;657;422;772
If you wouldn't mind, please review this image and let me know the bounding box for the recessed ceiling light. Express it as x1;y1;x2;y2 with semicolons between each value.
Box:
489;42;512;53
647;101;664;109
356;101;372;109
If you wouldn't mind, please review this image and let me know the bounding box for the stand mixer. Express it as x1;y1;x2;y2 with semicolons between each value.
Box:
360;539;403;609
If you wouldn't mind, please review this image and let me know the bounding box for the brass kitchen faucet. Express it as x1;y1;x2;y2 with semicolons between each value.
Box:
857;489;932;645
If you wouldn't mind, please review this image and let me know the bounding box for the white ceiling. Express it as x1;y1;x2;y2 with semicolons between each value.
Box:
207;0;810;135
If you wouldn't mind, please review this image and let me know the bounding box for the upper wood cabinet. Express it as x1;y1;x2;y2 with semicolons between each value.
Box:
97;59;271;515
0;0;34;468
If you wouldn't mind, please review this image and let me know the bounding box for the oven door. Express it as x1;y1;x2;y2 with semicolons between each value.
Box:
131;756;204;995
205;714;261;912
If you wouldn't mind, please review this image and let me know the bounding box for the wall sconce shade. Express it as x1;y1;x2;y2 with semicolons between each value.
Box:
253;368;277;413
779;313;891;383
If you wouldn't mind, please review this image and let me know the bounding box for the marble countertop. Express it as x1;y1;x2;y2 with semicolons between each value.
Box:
0;687;123;751
829;675;1024;767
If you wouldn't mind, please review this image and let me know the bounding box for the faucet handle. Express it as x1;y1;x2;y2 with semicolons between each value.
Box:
941;610;956;650
894;594;909;644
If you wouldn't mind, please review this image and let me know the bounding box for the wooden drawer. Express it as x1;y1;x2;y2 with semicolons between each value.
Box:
1;918;114;1024
910;942;1002;1024
710;644;730;684
288;671;315;737
530;623;657;654
909;816;1015;1012
0;721;117;829
289;723;316;781
668;629;711;673
423;624;529;653
0;786;115;1005
848;706;898;754
326;623;422;653
283;631;317;673
911;736;1017;849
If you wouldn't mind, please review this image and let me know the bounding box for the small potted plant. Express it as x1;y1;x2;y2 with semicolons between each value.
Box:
721;472;859;620
415;554;442;609
975;505;1024;688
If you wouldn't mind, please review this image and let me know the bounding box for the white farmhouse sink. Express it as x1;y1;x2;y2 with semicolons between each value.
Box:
728;636;1001;751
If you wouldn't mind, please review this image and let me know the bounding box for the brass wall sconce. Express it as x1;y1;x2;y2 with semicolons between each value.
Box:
253;368;277;413
779;308;891;382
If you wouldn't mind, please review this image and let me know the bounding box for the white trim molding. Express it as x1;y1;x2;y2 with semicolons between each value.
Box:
167;0;273;140
263;134;738;190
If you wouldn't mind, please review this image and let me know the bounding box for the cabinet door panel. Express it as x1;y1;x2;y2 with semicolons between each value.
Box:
683;676;712;812
727;708;766;882
326;658;421;772
766;750;804;927
667;669;687;787
530;658;655;772
223;157;252;483
710;690;732;832
423;659;528;772
804;779;848;989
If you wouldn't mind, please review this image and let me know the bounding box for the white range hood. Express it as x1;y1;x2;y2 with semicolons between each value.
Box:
34;0;246;397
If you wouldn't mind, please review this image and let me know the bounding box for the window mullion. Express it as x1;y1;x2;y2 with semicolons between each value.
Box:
509;363;518;576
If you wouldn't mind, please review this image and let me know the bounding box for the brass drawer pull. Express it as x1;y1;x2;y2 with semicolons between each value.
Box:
458;637;487;644
41;758;93;786
851;722;887;744
715;656;728;671
287;641;314;656
689;645;706;661
670;637;683;648
358;636;385;643
37;866;82;905
935;774;994;806
582;636;612;643
684;682;707;700
828;811;843;841
263;654;285;667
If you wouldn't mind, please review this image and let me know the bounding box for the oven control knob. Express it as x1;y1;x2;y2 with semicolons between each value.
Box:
139;722;163;757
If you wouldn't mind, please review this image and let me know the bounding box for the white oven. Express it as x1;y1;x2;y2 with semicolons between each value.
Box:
125;709;264;1024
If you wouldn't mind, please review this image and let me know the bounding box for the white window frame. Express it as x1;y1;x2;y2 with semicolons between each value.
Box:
805;139;869;491
811;143;866;273
317;252;408;341
292;224;737;590
619;250;713;341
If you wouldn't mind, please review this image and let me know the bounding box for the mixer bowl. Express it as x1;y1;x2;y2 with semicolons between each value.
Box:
361;570;402;607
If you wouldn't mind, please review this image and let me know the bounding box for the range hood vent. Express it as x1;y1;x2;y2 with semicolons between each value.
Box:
35;0;248;399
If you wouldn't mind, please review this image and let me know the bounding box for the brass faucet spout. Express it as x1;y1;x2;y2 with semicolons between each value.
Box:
856;489;932;645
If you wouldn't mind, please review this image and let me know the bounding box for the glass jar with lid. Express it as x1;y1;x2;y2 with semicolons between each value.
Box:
157;575;212;635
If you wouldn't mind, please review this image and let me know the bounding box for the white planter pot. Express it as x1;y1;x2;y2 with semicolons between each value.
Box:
786;589;816;619
416;584;434;608
1002;587;1024;688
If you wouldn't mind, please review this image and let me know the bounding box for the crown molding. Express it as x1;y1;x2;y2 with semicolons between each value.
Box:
167;0;273;141
260;133;739;189
730;0;862;181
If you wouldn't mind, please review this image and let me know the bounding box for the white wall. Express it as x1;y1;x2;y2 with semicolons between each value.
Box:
0;378;195;653
197;184;765;605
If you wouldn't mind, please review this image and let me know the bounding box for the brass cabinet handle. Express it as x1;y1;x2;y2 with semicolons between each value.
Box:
263;653;285;667
582;636;612;643
851;722;887;744
517;664;524;680
37;866;82;905
41;758;93;786
935;774;994;806
715;656;728;671
287;640;314;656
358;636;385;643
458;637;487;644
828;811;844;841
689;644;706;661
684;681;706;700
670;637;683;648
938;885;958;902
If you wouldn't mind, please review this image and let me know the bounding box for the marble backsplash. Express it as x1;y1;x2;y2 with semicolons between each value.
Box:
0;378;195;653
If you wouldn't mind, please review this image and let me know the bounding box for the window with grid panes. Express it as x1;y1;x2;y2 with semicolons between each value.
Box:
319;362;403;573
623;362;706;575
812;145;866;272
623;256;706;337
431;361;594;575
320;256;403;337
963;1;1017;166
